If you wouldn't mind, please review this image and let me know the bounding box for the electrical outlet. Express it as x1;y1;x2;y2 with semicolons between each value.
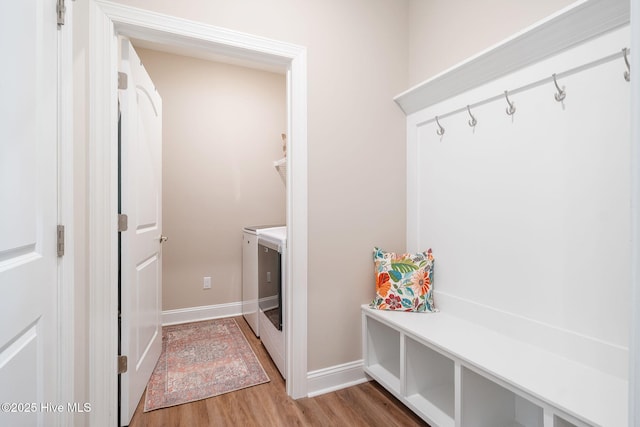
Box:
203;276;211;289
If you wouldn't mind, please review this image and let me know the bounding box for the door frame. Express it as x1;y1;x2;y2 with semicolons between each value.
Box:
88;1;308;424
58;0;76;425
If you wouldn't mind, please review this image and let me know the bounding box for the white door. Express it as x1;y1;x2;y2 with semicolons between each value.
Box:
0;1;59;426
118;39;163;426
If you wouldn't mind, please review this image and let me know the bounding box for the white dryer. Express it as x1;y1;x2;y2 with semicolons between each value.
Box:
258;227;287;379
241;225;283;337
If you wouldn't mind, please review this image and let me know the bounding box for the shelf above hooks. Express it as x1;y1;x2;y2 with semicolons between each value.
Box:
393;0;629;116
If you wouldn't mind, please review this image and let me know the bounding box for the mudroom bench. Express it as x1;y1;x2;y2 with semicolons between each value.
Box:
361;305;627;427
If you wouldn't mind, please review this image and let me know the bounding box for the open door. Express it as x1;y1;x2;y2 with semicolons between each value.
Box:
0;1;59;426
118;39;164;426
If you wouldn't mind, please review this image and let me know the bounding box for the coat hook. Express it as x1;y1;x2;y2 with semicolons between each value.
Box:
504;90;516;116
552;73;566;102
623;47;630;82
435;116;445;136
466;105;477;127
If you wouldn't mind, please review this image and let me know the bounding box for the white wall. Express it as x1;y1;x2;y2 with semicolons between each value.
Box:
630;0;640;422
407;26;630;378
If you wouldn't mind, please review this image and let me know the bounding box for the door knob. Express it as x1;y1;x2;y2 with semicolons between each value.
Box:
159;235;168;244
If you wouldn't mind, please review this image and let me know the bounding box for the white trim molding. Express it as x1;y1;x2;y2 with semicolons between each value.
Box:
306;360;368;398
89;2;119;426
162;303;243;326
89;2;308;425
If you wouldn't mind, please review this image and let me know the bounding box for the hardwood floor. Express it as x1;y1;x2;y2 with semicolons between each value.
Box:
128;316;428;427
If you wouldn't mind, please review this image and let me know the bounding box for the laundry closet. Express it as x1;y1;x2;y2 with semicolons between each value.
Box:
133;44;287;369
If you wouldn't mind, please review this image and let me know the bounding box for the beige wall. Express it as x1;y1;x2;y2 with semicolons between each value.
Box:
135;48;287;311
75;0;410;377
408;0;576;86
71;0;581;409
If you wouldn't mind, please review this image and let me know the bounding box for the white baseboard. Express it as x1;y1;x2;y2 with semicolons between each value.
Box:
306;360;369;398
162;302;243;326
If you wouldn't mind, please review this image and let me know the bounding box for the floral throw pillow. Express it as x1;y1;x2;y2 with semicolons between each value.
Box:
370;247;436;313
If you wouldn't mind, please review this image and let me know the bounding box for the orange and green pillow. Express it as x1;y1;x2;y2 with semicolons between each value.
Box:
370;247;436;313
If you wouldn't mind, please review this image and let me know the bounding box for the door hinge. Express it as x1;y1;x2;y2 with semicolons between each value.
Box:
118;72;128;90
118;355;128;374
57;225;65;257
56;0;66;26
118;214;128;232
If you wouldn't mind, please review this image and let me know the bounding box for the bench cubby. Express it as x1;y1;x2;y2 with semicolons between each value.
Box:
405;336;455;426
362;305;626;427
553;416;578;427
461;366;543;427
364;315;401;394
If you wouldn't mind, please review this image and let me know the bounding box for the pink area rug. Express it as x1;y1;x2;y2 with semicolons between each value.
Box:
144;318;269;412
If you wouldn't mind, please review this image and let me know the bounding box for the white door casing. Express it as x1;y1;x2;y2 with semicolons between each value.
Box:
118;39;163;426
0;1;59;426
90;3;307;424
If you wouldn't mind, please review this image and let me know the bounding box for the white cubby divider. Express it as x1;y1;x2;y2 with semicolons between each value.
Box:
362;305;626;427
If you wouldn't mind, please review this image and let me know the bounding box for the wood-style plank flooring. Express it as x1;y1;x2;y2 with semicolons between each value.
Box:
128;316;428;427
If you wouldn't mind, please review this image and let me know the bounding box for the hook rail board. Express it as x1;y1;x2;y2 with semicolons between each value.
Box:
419;47;630;131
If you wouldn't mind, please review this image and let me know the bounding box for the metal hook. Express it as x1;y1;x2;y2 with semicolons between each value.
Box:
435;116;445;136
623;47;630;82
504;91;516;116
552;73;566;102
466;105;477;127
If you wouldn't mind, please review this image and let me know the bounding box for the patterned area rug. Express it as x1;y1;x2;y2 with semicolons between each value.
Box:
144;318;270;412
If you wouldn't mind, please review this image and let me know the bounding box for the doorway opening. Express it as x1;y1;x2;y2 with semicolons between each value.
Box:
88;1;308;424
122;42;289;423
